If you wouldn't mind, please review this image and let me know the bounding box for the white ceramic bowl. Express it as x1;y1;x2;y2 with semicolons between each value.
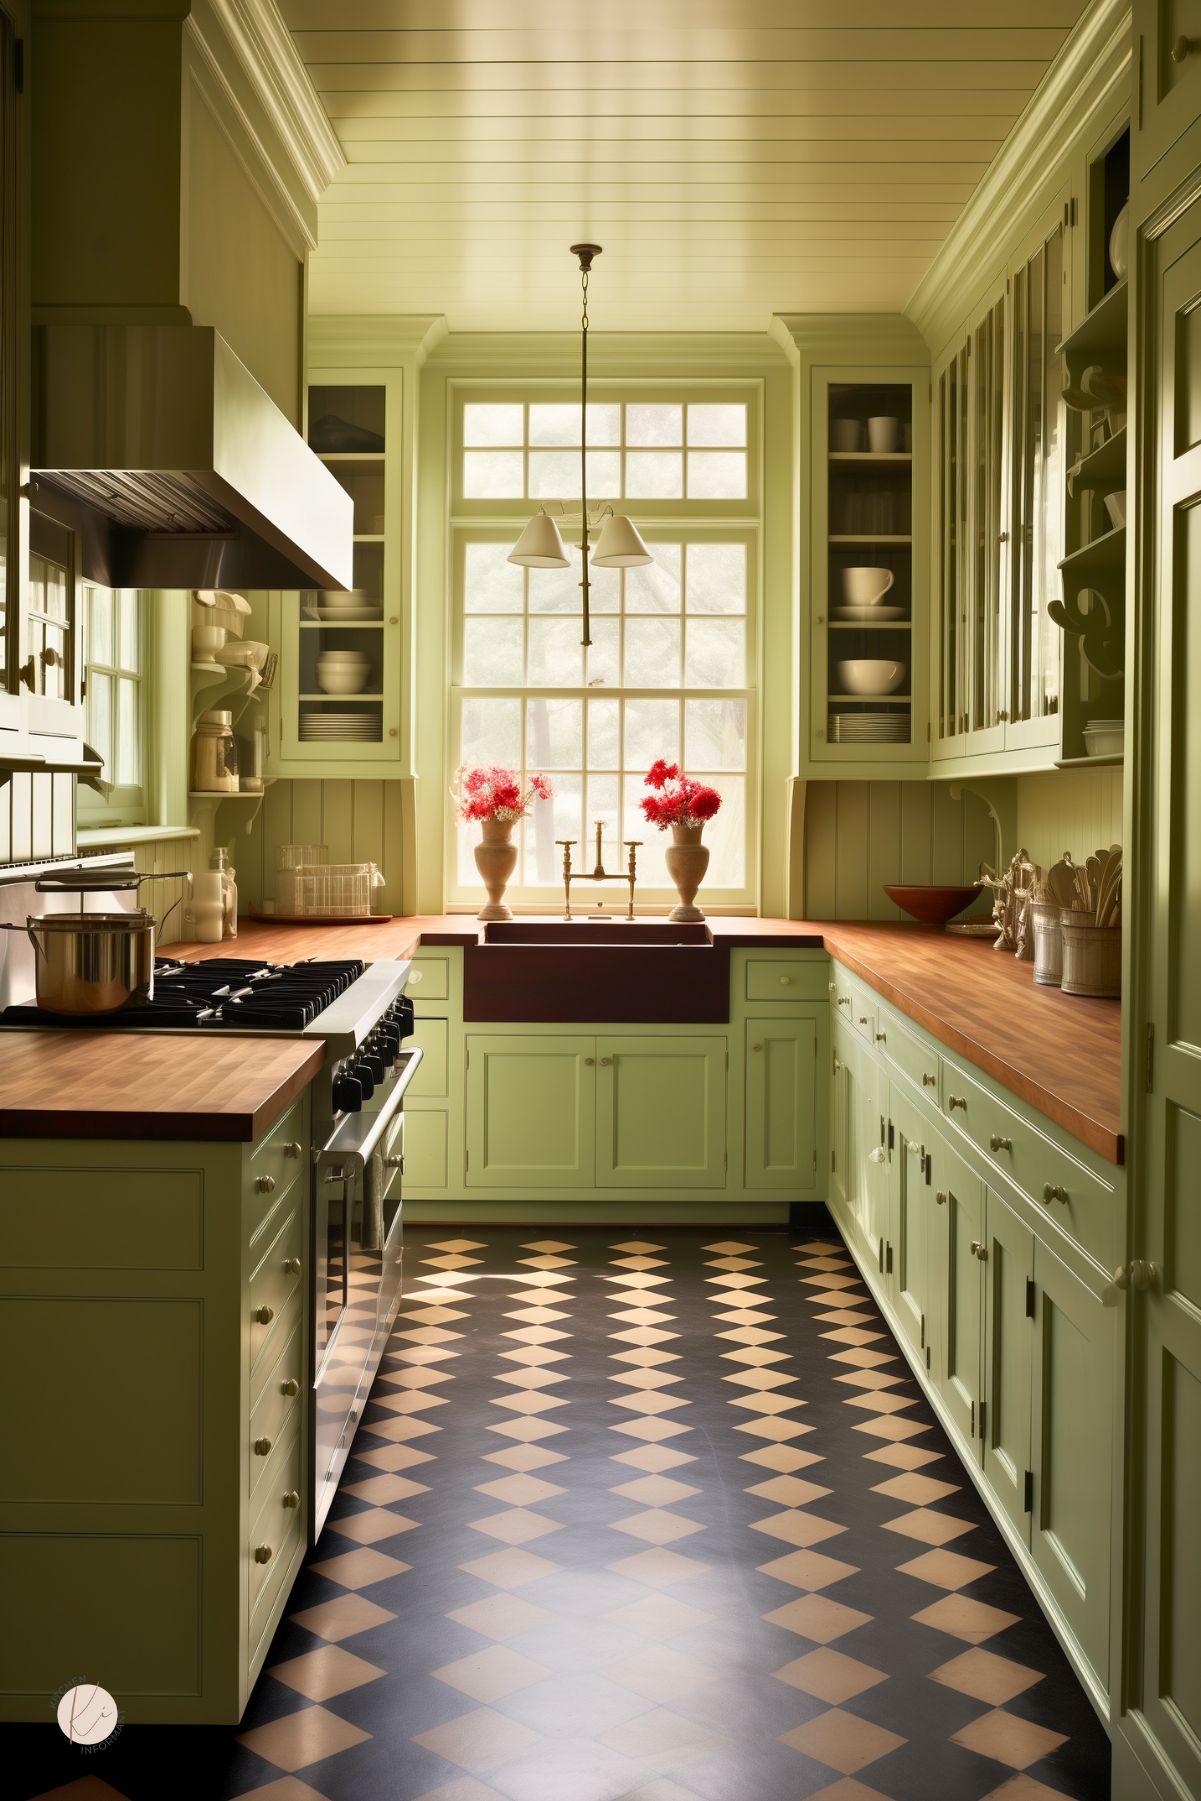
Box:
1083;724;1124;757
1103;490;1127;529
830;418;862;452
867;415;900;453
316;666;371;695
321;590;371;610
214;638;269;671
840;566;895;607
836;658;907;697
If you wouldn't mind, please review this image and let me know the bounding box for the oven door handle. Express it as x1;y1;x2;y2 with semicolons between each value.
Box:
316;1048;423;1178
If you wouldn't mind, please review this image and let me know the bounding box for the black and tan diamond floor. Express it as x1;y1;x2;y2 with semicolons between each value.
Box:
20;1228;1110;1801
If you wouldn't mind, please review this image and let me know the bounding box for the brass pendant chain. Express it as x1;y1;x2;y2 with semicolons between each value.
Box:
579;257;592;648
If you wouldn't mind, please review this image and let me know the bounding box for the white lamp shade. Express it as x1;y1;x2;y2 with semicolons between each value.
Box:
509;512;570;568
592;512;654;568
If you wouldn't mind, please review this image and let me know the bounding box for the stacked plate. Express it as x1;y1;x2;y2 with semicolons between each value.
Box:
312;605;382;623
832;605;907;623
300;710;380;742
1083;718;1123;757
829;711;910;745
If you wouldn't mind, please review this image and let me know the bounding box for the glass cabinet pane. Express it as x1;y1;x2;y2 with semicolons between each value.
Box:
937;347;968;740
0;14;10;694
26;515;77;707
971;296;1006;732
1010;222;1067;726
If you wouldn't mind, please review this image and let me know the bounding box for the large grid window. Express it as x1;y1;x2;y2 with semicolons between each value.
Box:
79;587;146;825
450;391;758;907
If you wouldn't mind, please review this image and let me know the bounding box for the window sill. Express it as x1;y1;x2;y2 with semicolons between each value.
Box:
76;824;201;848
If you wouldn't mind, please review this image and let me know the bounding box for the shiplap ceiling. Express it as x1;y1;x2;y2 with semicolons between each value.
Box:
282;0;1091;331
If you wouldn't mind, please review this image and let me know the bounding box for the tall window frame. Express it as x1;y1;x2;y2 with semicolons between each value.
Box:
77;586;148;827
447;381;762;911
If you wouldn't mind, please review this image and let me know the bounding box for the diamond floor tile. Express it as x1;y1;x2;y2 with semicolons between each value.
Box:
12;1229;1109;1801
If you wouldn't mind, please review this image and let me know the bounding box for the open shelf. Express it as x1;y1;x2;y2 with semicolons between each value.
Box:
828;534;913;546
317;451;385;466
1072;424;1127;495
1059;522;1127;580
1054;753;1124;768
827;693;911;703
828;452;912;467
299;619;384;630
300;692;385;702
1059;279;1128;366
826;621;912;631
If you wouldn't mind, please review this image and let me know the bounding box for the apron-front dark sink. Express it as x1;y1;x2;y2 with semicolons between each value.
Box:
466;921;728;1022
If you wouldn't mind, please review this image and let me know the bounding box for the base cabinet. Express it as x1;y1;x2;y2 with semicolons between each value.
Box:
465;1036;596;1188
745;1016;819;1191
826;960;1120;1721
597;1037;726;1189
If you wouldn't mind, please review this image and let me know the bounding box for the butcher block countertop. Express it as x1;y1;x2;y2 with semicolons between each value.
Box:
0;1031;325;1142
169;915;1123;1162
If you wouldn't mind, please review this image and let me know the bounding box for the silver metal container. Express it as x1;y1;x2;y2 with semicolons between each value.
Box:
20;910;157;1014
1030;900;1063;987
1059;910;1122;998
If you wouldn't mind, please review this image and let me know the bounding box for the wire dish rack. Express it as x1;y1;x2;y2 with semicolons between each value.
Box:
274;846;385;918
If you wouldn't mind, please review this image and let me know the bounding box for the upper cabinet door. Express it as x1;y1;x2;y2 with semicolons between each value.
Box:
1005;199;1072;751
933;335;969;759
1134;0;1201;181
0;2;29;743
967;286;1009;752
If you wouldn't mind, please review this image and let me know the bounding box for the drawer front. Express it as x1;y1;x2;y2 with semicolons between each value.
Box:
830;968;878;1046
408;955;450;1002
249;1204;306;1380
744;956;829;1002
249;1423;304;1624
246;1099;307;1245
939;1058;1114;1268
410;1017;449;1098
248;1306;305;1504
877;1004;940;1099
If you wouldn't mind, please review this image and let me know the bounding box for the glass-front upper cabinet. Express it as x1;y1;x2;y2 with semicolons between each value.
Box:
1006;205;1071;748
934;336;967;751
0;3;19;738
273;366;404;772
810;367;929;769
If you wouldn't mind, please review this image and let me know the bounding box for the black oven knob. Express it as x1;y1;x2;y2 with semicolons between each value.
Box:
392;997;415;1038
332;1070;363;1114
349;1059;375;1100
359;1045;386;1083
375;1023;401;1060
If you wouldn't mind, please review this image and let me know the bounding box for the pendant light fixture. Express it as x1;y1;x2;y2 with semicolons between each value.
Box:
508;243;653;647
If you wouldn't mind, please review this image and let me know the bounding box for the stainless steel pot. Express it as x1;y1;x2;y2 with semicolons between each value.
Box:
0;867;192;1015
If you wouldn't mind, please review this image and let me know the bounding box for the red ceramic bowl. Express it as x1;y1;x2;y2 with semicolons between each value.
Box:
883;882;982;925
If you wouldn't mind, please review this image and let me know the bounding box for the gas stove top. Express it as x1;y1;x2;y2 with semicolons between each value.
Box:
0;956;370;1033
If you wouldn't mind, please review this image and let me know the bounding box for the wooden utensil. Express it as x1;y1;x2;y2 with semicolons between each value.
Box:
1048;857;1079;911
1094;847;1122;927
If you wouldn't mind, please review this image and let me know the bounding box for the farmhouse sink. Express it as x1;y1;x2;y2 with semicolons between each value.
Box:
465;919;729;1022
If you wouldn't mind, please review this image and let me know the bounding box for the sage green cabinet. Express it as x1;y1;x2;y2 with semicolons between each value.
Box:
930;1132;985;1455
1114;184;1201;1800
829;1018;885;1264
1030;1239;1114;1688
465;1035;595;1188
1133;0;1201;181
981;1188;1034;1542
889;1081;935;1366
597;1037;726;1189
745;1015;819;1192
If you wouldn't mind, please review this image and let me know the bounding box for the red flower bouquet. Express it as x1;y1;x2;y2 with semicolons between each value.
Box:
639;761;722;831
452;765;553;825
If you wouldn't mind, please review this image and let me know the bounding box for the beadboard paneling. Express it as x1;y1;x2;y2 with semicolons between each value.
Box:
804;780;995;920
1015;766;1125;868
0;774;74;867
240;780;409;917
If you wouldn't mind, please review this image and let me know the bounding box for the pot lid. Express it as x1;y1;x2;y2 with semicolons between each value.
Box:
28;910;154;931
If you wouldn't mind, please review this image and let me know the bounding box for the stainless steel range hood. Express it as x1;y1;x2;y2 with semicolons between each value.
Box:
32;325;354;591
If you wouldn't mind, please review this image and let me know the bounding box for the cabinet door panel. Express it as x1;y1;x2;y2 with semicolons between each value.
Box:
596;1037;725;1188
982;1189;1034;1543
1121;199;1201;1799
933;1134;985;1456
889;1085;932;1361
746;1016;818;1191
1134;0;1201;178
1030;1241;1113;1687
466;1036;594;1187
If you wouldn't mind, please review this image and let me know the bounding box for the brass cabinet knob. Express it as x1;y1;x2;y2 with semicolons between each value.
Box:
997;709;1010;722
600;1056;613;1066
283;1490;300;1509
255;1305;275;1325
389;727;399;737
254;1436;272;1456
875;1032;886;1043
832;1057;842;1073
838;994;851;1006
934;1190;947;1206
990;1133;1012;1151
970;1240;988;1261
828;981;836;993
922;1073;937;1088
255;1174;276;1195
752;1042;763;1052
906;1139;924;1158
948;1094;967;1111
283;1256;302;1276
779;975;793;986
1171;33;1192;61
254;1544;273;1565
1043;1183;1069;1204
858;1016;869;1026
284;1141;302;1158
584;1056;595;1066
280;1378;300;1398
409;968;423;984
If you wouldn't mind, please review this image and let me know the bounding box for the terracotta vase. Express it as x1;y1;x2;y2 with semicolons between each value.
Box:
474;816;518;920
665;823;710;922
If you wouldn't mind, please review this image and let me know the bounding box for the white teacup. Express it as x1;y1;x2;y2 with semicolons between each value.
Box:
841;566;895;607
867;416;900;453
830;418;862;452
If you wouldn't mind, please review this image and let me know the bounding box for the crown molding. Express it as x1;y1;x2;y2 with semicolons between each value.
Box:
907;0;1132;352
306;314;448;367
186;0;343;253
770;313;929;370
422;330;791;376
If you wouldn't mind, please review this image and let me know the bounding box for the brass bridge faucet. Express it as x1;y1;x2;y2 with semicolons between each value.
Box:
556;823;641;920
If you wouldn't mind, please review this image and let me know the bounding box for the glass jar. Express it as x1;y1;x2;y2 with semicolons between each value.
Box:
192;709;239;793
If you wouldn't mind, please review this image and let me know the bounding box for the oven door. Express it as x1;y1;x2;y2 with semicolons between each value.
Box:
375;1112;405;1361
312;1048;422;1537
